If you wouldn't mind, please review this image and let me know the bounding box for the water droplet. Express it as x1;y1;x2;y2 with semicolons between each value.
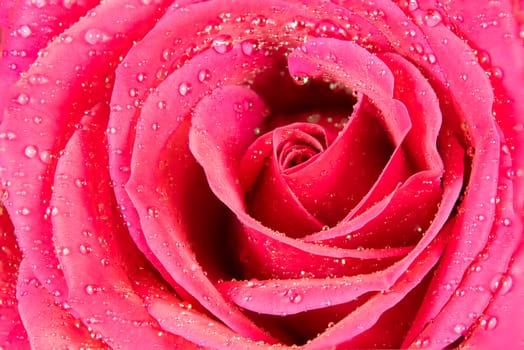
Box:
410;43;424;54
424;10;442;27
128;88;139;98
293;73;310;86
61;247;70;256
481;316;498;330
18;207;30;216
84;28;108;45
453;323;466;334
407;0;419;11
313;19;348;39
24;145;37;158
477;50;491;66
85;285;95;295
412;337;430;348
241;39;257;55
490;273;513;295
79;244;92;255
16;93;30;105
157;100;167;110
486;66;504;80
178;82;192;96
212;35;233;54
289;293;302;303
151;123;160;131
28;73;49;85
501;218;512;226
17;25;32;38
39;150;53;164
136;73;147;83
198;69;211;82
425;53;437;64
147;206;159;218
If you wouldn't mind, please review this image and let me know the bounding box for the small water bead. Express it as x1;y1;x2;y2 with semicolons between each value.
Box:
28;73;49;85
178;82;192;96
288;293;302;304
16;93;30;105
151;123;160;131
24;145;37;158
198;69;211;82
128;88;139;98
39;150;53;164
147;206;160;218
410;43;424;54
79;244;92;255
424;9;442;27
490;273;513;295
479;315;498;331
293;74;310;86
425;53;437;64
157;100;167;110
85;285;96;295
406;0;418;10
240;39;257;56
17;25;32;38
453;323;466;335
313;19;348;39
212;35;233;54
136;73;147;83
84;28;109;45
486;66;504;80
412;337;430;348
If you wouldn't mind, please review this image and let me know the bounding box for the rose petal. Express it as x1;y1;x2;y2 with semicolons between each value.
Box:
126;44;280;342
0;0;173;305
0;0;100;113
50;104;190;349
418;0;524;213
107;0;309;287
241;124;326;237
404;134;522;348
149;299;279;350
0;206;28;348
16;263;107;349
461;241;524;348
283;96;399;226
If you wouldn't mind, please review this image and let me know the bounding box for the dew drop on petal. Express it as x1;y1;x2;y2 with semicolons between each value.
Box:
407;0;418;11
84;28;108;45
490;273;513;295
136;72;147;83
453;323;466;334
289;293;302;303
241;39;256;55
212;35;233;54
28;73;49;85
157;100;167;110
85;285;95;295
16;93;30;105
24;145;37;158
313;19;348;39
17;25;32;38
178;82;192;96
424;9;442;27
293;73;310;86
147;206;159;218
198;69;211;82
482;316;498;331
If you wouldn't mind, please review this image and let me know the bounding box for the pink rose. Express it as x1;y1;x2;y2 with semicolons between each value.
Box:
1;0;523;348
